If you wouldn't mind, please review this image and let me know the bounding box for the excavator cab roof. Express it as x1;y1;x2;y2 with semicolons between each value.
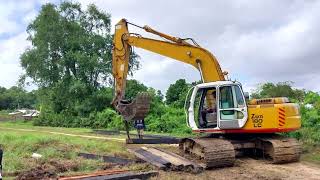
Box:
196;81;242;89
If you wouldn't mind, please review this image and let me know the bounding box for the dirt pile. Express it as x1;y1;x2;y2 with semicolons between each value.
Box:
16;160;79;180
16;165;56;180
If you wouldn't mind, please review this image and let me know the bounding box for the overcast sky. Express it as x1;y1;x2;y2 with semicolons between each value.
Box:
1;0;319;94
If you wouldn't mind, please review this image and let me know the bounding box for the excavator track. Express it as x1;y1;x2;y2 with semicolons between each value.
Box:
180;138;236;168
257;135;302;164
180;135;301;169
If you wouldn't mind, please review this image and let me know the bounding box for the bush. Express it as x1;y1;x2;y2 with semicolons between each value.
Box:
287;92;320;149
89;108;124;130
33;108;123;129
145;106;191;135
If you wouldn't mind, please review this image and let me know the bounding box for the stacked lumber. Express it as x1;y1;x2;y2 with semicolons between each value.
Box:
128;147;203;173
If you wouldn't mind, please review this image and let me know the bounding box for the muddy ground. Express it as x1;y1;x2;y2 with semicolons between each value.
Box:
153;158;320;180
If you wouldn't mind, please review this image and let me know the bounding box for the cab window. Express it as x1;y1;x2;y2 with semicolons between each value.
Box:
219;86;234;109
234;85;245;107
219;85;245;120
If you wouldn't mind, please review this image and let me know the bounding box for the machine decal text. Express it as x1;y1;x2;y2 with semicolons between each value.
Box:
251;114;263;127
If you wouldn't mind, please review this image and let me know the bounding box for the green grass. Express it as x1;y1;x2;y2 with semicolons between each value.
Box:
1;118;320;178
0;119;191;178
301;148;320;165
0;120;131;178
0;120;92;134
0;110;15;121
288;126;320;164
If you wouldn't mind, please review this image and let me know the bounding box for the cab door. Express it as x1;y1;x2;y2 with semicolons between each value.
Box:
218;85;248;129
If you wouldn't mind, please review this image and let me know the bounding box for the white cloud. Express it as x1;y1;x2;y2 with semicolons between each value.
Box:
0;0;320;94
0;32;29;88
0;0;38;34
23;10;38;24
100;0;320;93
0;32;29;64
130;53;200;93
213;1;320;92
0;0;38;89
0;64;22;88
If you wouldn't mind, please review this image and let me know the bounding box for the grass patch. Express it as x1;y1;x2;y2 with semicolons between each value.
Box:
1;117;320;179
0;122;129;178
301;148;320;165
0;120;92;134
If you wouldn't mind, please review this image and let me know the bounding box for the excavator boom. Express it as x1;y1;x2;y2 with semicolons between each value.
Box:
112;19;225;112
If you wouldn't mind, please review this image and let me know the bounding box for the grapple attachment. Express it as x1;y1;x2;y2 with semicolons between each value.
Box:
116;92;151;121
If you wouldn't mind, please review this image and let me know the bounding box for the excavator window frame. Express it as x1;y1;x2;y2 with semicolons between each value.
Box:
196;87;218;128
217;84;248;129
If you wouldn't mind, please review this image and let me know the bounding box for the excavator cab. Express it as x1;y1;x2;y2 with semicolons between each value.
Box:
187;81;248;130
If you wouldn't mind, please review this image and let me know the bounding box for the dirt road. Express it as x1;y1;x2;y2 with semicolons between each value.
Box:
154;158;320;180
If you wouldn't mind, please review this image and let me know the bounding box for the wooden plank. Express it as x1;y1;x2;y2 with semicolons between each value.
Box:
142;147;191;168
59;169;127;180
126;138;180;144
135;149;170;167
154;148;195;165
78;153;133;165
81;171;159;180
127;148;168;170
128;147;203;173
156;148;199;165
92;130;181;141
154;148;204;173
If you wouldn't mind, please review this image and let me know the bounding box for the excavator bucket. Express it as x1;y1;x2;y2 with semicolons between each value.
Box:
116;92;151;121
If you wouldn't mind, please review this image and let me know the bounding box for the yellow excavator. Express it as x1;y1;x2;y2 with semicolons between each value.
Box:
112;19;302;168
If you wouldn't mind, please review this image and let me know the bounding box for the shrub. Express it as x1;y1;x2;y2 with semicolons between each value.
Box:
145;106;191;135
33;108;123;129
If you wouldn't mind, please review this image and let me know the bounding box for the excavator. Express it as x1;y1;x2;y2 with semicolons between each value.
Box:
112;19;302;168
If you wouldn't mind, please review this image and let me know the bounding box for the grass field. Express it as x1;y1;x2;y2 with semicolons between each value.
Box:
0;120;135;179
0;119;320;179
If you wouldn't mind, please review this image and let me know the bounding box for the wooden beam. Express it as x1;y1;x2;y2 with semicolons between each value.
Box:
78;153;133;165
129;147;204;173
59;169;127;180
81;171;159;180
126;138;180;144
93;130;180;140
127;148;168;170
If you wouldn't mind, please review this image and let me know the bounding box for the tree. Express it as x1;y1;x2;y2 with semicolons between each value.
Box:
251;81;305;102
20;2;139;116
124;80;148;100
165;79;190;107
0;86;37;110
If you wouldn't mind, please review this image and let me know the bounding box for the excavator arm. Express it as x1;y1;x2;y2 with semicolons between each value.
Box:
112;19;225;112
